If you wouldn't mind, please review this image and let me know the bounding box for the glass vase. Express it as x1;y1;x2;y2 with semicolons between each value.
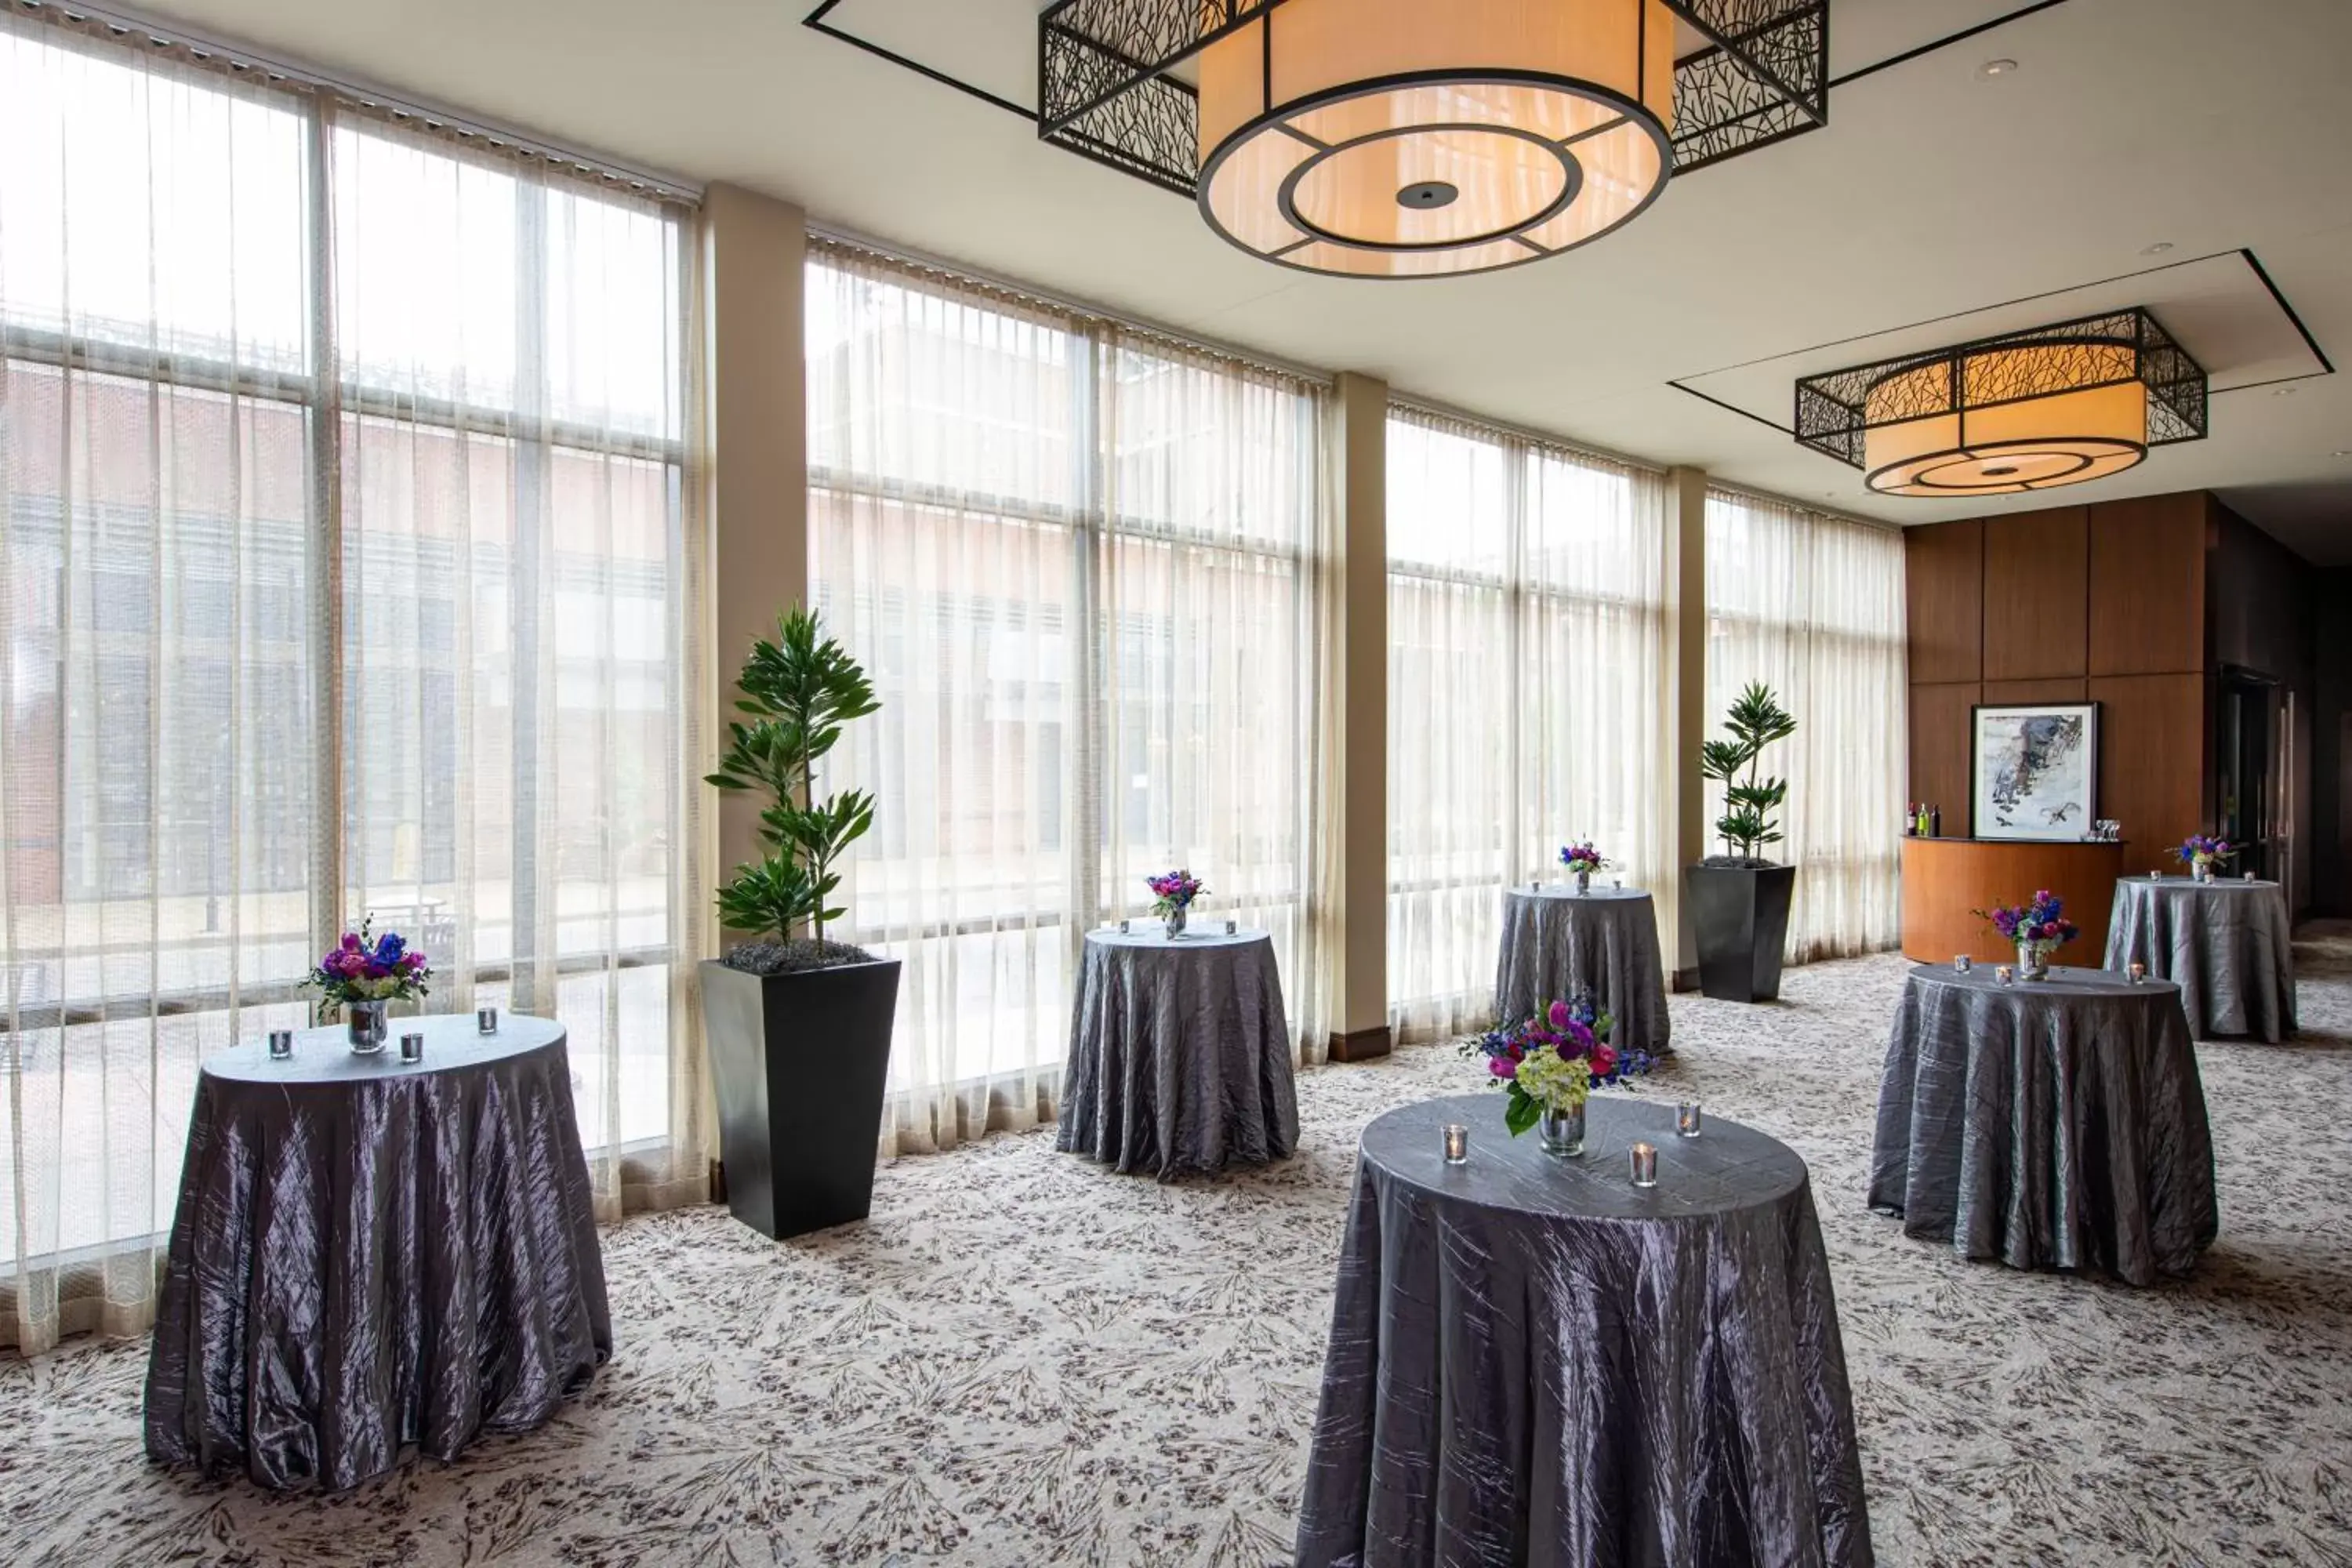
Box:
1163;906;1188;941
347;1000;390;1054
1574;870;1591;896
2015;941;2055;982
1537;1102;1585;1157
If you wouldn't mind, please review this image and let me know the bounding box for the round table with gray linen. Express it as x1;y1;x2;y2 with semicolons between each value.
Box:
2104;875;2297;1042
143;1014;610;1490
1869;964;2216;1286
1295;1093;1873;1568
1056;927;1299;1178
1494;884;1671;1053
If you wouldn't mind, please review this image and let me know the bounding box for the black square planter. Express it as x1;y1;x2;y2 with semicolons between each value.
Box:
1683;863;1796;1003
699;956;901;1240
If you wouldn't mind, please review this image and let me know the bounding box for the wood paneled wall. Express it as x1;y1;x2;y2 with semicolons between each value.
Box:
1905;492;2211;863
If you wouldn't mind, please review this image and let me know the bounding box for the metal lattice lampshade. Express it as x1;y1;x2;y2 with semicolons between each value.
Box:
1195;0;1677;278
1795;310;2210;498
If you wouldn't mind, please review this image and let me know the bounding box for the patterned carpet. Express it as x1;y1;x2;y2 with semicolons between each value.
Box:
7;933;2352;1567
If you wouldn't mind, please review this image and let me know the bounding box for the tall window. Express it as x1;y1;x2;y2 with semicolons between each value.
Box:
1386;406;1672;1040
805;244;1329;1154
1704;488;1907;960
0;15;702;1352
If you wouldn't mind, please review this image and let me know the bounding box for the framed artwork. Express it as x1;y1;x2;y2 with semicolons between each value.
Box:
1970;702;2100;840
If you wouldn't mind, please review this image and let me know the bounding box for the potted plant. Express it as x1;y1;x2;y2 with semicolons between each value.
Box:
699;607;900;1240
1685;681;1799;1002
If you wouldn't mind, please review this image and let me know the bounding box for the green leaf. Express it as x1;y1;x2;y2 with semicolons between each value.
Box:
1504;1088;1541;1137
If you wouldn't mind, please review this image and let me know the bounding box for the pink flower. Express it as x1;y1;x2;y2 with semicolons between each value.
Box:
1589;1043;1617;1078
1487;1054;1518;1080
340;933;362;953
1547;1000;1572;1031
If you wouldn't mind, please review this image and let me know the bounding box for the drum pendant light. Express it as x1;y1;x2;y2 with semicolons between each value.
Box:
1794;310;2210;498
1195;0;1679;278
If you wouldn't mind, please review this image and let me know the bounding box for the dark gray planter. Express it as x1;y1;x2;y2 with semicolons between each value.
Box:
699;956;900;1240
1683;862;1796;1003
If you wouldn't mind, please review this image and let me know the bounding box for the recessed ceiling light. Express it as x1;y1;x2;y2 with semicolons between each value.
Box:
2141;241;2174;256
2333;449;2351;459
1979;58;2020;78
2274;386;2298;397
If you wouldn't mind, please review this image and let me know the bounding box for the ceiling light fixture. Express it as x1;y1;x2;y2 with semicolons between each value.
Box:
1978;58;2020;78
2141;241;2174;256
1194;0;1678;277
1794;308;2209;498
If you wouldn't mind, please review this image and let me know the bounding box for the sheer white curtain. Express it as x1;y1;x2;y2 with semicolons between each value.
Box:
0;13;704;1354
805;244;1330;1156
1704;488;1907;961
1386;406;1672;1042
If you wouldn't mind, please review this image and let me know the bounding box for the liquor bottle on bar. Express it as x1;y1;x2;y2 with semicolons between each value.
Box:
1929;804;1942;837
1904;803;1918;837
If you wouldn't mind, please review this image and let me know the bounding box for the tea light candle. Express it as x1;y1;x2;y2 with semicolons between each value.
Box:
2243;871;2257;883
2129;961;2147;984
1676;1101;1703;1138
1952;955;1973;974
2150;869;2163;880
399;1032;425;1063
267;1029;296;1061
477;1006;499;1034
1995;964;2014;985
1442;1123;1469;1165
1629;1142;1658;1187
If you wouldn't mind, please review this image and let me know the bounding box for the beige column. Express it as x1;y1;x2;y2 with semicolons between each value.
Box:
701;183;809;892
1665;465;1710;987
1329;372;1391;1059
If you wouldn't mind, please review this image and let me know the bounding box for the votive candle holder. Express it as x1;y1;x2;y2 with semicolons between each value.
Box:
1225;918;1238;935
1442;1123;1469;1165
399;1032;426;1064
1119;918;1131;935
1676;1102;1703;1138
477;1006;499;1034
267;1029;296;1061
1995;964;2015;985
2129;962;2147;984
1629;1142;1658;1188
1953;955;1973;974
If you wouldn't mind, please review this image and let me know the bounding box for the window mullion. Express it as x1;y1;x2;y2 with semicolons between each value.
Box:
304;98;345;959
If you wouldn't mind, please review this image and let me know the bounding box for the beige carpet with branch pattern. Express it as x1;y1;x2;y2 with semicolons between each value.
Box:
6;931;2352;1566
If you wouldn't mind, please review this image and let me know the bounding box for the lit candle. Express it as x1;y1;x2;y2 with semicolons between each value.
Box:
2129;961;2147;984
477;1006;499;1034
1442;1123;1469;1165
1952;955;1973;974
267;1029;295;1061
399;1032;426;1064
2243;872;2256;883
1995;965;2014;985
1629;1142;1658;1187
1676;1102;1703;1138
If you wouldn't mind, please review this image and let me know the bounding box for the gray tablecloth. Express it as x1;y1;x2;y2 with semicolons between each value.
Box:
1494;884;1671;1054
144;1015;609;1490
2104;876;2297;1042
1056;927;1298;1178
1868;965;2216;1285
1297;1094;1872;1568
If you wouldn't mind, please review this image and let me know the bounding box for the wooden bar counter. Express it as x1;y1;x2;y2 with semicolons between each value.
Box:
1900;837;2130;964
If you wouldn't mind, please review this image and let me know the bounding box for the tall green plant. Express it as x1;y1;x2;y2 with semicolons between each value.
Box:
706;608;880;947
1699;681;1798;862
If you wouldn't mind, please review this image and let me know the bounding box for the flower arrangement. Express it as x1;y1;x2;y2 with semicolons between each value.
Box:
1148;870;1206;916
302;916;431;1015
1973;890;2078;978
1464;991;1657;1136
1558;841;1606;876
2177;835;2235;874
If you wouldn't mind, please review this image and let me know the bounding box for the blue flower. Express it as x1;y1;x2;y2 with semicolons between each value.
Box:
374;931;407;963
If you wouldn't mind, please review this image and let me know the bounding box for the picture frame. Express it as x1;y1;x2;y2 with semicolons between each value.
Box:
1969;702;2100;840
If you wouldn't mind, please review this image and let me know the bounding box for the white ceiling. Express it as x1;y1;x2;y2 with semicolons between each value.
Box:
136;0;2352;561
